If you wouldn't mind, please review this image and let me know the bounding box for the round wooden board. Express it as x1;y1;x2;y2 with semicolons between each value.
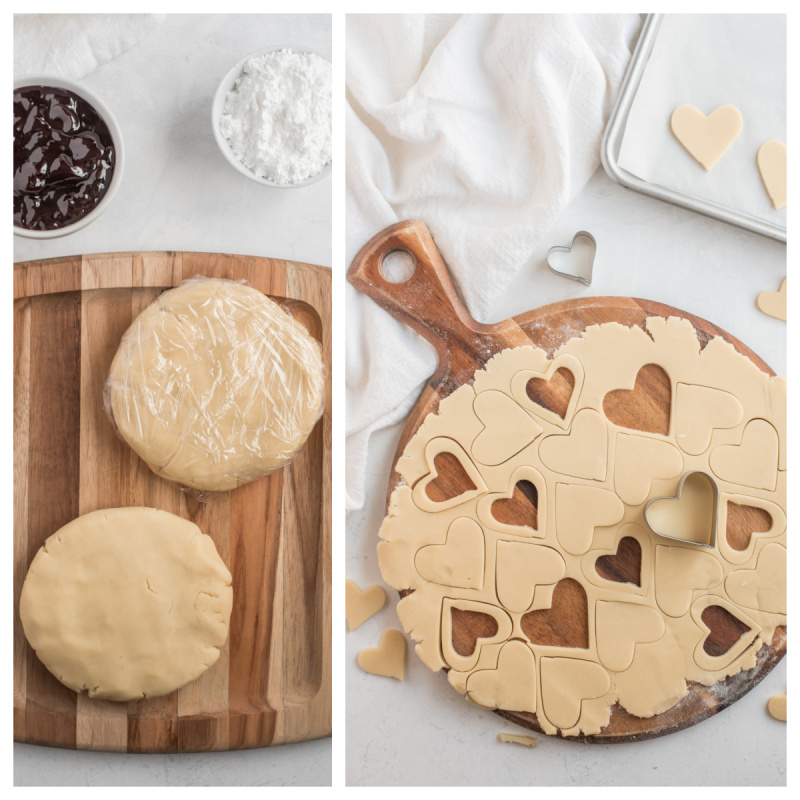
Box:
349;219;786;743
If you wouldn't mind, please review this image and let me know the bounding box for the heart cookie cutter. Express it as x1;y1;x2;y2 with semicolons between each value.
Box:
546;231;596;287
644;471;719;549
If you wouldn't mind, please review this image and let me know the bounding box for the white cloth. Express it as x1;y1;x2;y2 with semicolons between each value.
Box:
346;13;641;514
14;14;163;80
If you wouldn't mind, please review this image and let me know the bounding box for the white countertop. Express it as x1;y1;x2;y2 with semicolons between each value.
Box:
14;13;331;787
345;167;786;787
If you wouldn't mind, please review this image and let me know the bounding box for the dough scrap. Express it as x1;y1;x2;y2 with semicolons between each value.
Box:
670;104;742;170
497;732;538;748
757;140;787;209
107;278;324;491
757;278;787;322
19;508;232;702
345;580;386;631
378;317;786;736
357;630;406;680
767;694;787;721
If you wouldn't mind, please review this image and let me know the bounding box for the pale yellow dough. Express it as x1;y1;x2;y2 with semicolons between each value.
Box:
358;630;406;680
19;508;232;702
108;278;325;491
757;278;787;322
767;694;787;721
345;580;386;631
378;317;786;736
670;104;742;170
497;732;538;748
757;140;787;209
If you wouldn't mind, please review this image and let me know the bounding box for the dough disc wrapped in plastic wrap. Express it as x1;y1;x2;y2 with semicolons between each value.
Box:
19;507;233;702
107;278;325;491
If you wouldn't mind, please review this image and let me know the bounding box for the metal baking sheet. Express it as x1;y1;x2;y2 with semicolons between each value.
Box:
601;14;786;243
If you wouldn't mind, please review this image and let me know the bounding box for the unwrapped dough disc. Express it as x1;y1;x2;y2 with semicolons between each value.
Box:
107;278;325;491
19;507;233;702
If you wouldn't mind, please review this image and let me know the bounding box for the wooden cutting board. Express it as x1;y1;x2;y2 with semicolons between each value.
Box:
14;251;331;753
348;219;786;743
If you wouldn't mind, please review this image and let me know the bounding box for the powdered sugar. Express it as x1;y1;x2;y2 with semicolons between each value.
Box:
219;48;331;185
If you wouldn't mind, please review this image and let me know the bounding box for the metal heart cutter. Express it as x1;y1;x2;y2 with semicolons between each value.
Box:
644;471;719;549
546;231;596;286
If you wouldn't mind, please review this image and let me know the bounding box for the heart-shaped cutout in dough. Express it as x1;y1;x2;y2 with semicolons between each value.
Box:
495;541;565;612
472;390;543;465
466;640;537;713
510;354;584;430
345;579;386;631
655;544;723;618
415;517;485;590
521;578;589;649
411;438;487;512
603;364;672;436
539;408;608;480
757;140;787;209
540;657;610;730
725;543;786;614
691;596;758;671
670;104;743;170
595;600;665;673
594;535;643;587
476;465;546;539
757;278;787;322
614;433;683;506
357;629;406;680
645;471;718;548
709;419;779;491
555;483;624;556
675;383;743;456
719;494;786;565
441;599;513;672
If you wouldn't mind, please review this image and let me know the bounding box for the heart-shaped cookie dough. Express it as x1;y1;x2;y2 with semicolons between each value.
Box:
675;383;743;456
415;517;485;590
345;579;386;631
357;629;406;680
709;419;779;491
441;599;513;672
466;640;537;713
691;596;758;671
757;140;787;209
555;483;624;555
510;354;584;430
725;543;786;614
670;104;743;170
539;408;608;480
477;466;546;538
472;390;543;465
645;471;718;548
540;657;611;730
719;494;786;565
757;278;787;322
614;433;683;506
411;437;488;512
495;541;565;612
595;600;666;672
654;544;723;618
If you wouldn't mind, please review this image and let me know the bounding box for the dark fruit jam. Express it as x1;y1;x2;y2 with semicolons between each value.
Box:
14;85;116;231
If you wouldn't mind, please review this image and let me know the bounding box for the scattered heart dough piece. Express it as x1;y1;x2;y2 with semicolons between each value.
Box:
757;278;787;322
725;543;786;614
415;517;485;590
466;640;536;713
670;104;743;170
495;541;564;612
472;390;543;465
358;629;406;680
645;472;717;548
675;383;743;455
555;483;624;555
595;600;666;672
768;694;787;722
411;437;488;512
539;408;608;480
757;140;787;209
655;545;723;617
345;580;386;631
19;507;232;701
709;419;779;491
497;732;538;748
540;657;610;730
614;433;683;506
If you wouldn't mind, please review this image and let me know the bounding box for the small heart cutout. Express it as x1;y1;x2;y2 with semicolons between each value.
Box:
510;354;585;430
539;408;608;481
645;471;718;548
757;140;786;209
415;517;485;590
595;536;642;586
603;364;672;436
699;605;752;657
472;390;543;465
670;104;743;170
521;578;589;649
526;367;576;420
491;480;538;530
546;231;596;286
709;418;779;491
345;580;386;631
357;629;406;680
441;599;513;672
691;596;759;670
466;640;537;713
450;607;499;657
725;501;773;552
540;657;610;730
411;438;487;512
477;466;547;539
757;278;787;322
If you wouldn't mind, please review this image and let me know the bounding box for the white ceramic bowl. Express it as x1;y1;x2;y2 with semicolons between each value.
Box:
212;46;332;188
13;75;125;239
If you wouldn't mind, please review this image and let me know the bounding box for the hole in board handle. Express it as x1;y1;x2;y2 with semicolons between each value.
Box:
380;249;416;284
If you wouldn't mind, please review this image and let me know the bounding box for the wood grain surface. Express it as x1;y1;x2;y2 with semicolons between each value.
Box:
348;219;786;743
14;252;331;753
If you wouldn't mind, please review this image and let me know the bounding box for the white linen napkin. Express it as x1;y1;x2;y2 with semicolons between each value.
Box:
14;14;163;80
346;13;641;514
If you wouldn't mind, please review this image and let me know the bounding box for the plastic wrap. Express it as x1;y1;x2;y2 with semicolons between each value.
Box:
106;277;325;492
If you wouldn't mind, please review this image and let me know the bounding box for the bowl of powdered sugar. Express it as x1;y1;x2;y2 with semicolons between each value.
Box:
213;46;331;187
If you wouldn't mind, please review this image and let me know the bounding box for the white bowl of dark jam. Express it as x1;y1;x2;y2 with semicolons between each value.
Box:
14;76;124;238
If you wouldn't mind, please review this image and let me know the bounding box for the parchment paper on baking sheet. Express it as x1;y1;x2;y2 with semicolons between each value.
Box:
617;14;785;228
